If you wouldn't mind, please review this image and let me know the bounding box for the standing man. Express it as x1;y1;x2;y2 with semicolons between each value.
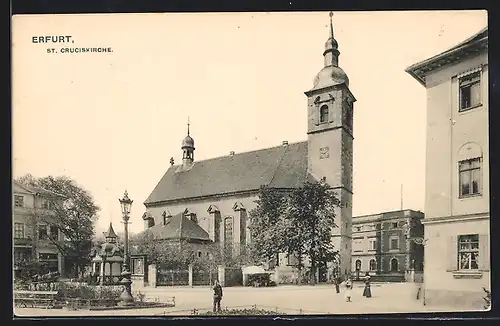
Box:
213;279;223;313
334;274;341;294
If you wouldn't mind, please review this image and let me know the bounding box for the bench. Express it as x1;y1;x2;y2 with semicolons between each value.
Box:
63;298;120;310
14;290;59;309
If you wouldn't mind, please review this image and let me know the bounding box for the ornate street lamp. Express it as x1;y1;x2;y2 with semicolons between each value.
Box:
118;190;134;305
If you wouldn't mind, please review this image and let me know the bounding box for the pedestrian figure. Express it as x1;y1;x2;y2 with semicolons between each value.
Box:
345;277;353;302
362;272;372;298
334;276;340;294
212;280;223;313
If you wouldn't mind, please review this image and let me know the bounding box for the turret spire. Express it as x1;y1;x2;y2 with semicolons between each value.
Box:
181;116;195;168
329;11;334;40
323;12;340;68
105;222;118;244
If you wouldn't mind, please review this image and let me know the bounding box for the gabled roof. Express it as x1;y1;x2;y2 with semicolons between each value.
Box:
405;27;488;86
13;180;66;198
144;141;309;205
145;212;210;241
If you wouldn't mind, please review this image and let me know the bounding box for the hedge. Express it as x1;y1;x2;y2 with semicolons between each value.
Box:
199;308;282;315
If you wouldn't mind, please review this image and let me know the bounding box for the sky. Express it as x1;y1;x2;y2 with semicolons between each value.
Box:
12;11;488;234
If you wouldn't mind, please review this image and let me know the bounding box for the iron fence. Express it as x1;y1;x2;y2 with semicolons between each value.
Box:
157;270;189;287
224;267;243;287
192;269;217;286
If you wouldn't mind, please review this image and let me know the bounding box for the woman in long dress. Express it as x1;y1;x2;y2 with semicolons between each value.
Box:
362;272;372;298
344;278;353;302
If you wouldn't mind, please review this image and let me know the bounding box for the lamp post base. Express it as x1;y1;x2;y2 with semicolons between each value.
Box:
118;268;134;306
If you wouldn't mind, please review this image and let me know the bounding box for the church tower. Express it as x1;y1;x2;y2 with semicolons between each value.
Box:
304;13;355;277
180;118;195;170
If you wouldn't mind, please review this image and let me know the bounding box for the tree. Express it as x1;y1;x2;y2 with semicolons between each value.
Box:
248;181;340;284
248;186;288;264
14;260;49;285
15;174;100;278
286;181;340;284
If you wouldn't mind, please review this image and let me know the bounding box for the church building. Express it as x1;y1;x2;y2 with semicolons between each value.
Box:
143;14;356;279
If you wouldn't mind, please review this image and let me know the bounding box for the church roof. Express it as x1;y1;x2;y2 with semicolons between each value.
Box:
144;141;309;205
145;212;210;241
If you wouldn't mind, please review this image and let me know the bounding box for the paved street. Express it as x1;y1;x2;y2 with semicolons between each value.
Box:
15;283;456;317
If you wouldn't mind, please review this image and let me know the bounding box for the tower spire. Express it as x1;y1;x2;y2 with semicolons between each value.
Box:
329;11;334;41
323;12;340;68
187;116;190;136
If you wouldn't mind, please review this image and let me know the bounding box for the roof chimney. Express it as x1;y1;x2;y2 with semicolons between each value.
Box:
282;141;289;146
229;151;235;156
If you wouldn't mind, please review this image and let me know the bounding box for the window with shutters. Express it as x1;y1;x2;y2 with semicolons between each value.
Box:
459;71;481;112
450;234;489;278
458;234;480;270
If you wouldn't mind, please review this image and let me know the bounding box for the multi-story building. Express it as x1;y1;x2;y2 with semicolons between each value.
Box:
351;209;424;281
406;27;489;309
13;180;65;274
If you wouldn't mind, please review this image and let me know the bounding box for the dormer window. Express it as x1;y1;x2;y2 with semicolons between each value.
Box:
319;105;329;123
162;211;171;225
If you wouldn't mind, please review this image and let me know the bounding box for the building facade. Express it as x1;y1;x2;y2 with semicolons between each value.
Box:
351;210;424;281
13;180;65;274
406;27;489;308
143;16;355;280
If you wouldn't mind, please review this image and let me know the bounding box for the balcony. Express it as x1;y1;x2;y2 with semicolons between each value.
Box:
14;237;33;247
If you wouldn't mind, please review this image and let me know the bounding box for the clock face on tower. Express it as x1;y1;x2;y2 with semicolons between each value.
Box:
319;146;330;159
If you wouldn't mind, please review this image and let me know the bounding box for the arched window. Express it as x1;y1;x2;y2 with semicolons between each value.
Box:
369;259;377;271
458;142;483;197
391;258;399;272
224;217;234;257
355;259;361;271
320;105;329;123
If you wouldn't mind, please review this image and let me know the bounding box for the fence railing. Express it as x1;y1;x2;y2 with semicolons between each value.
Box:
155;304;331;316
157;270;189;287
192;270;217;286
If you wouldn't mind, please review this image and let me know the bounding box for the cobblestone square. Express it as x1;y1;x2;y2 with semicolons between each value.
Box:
15;283;458;317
